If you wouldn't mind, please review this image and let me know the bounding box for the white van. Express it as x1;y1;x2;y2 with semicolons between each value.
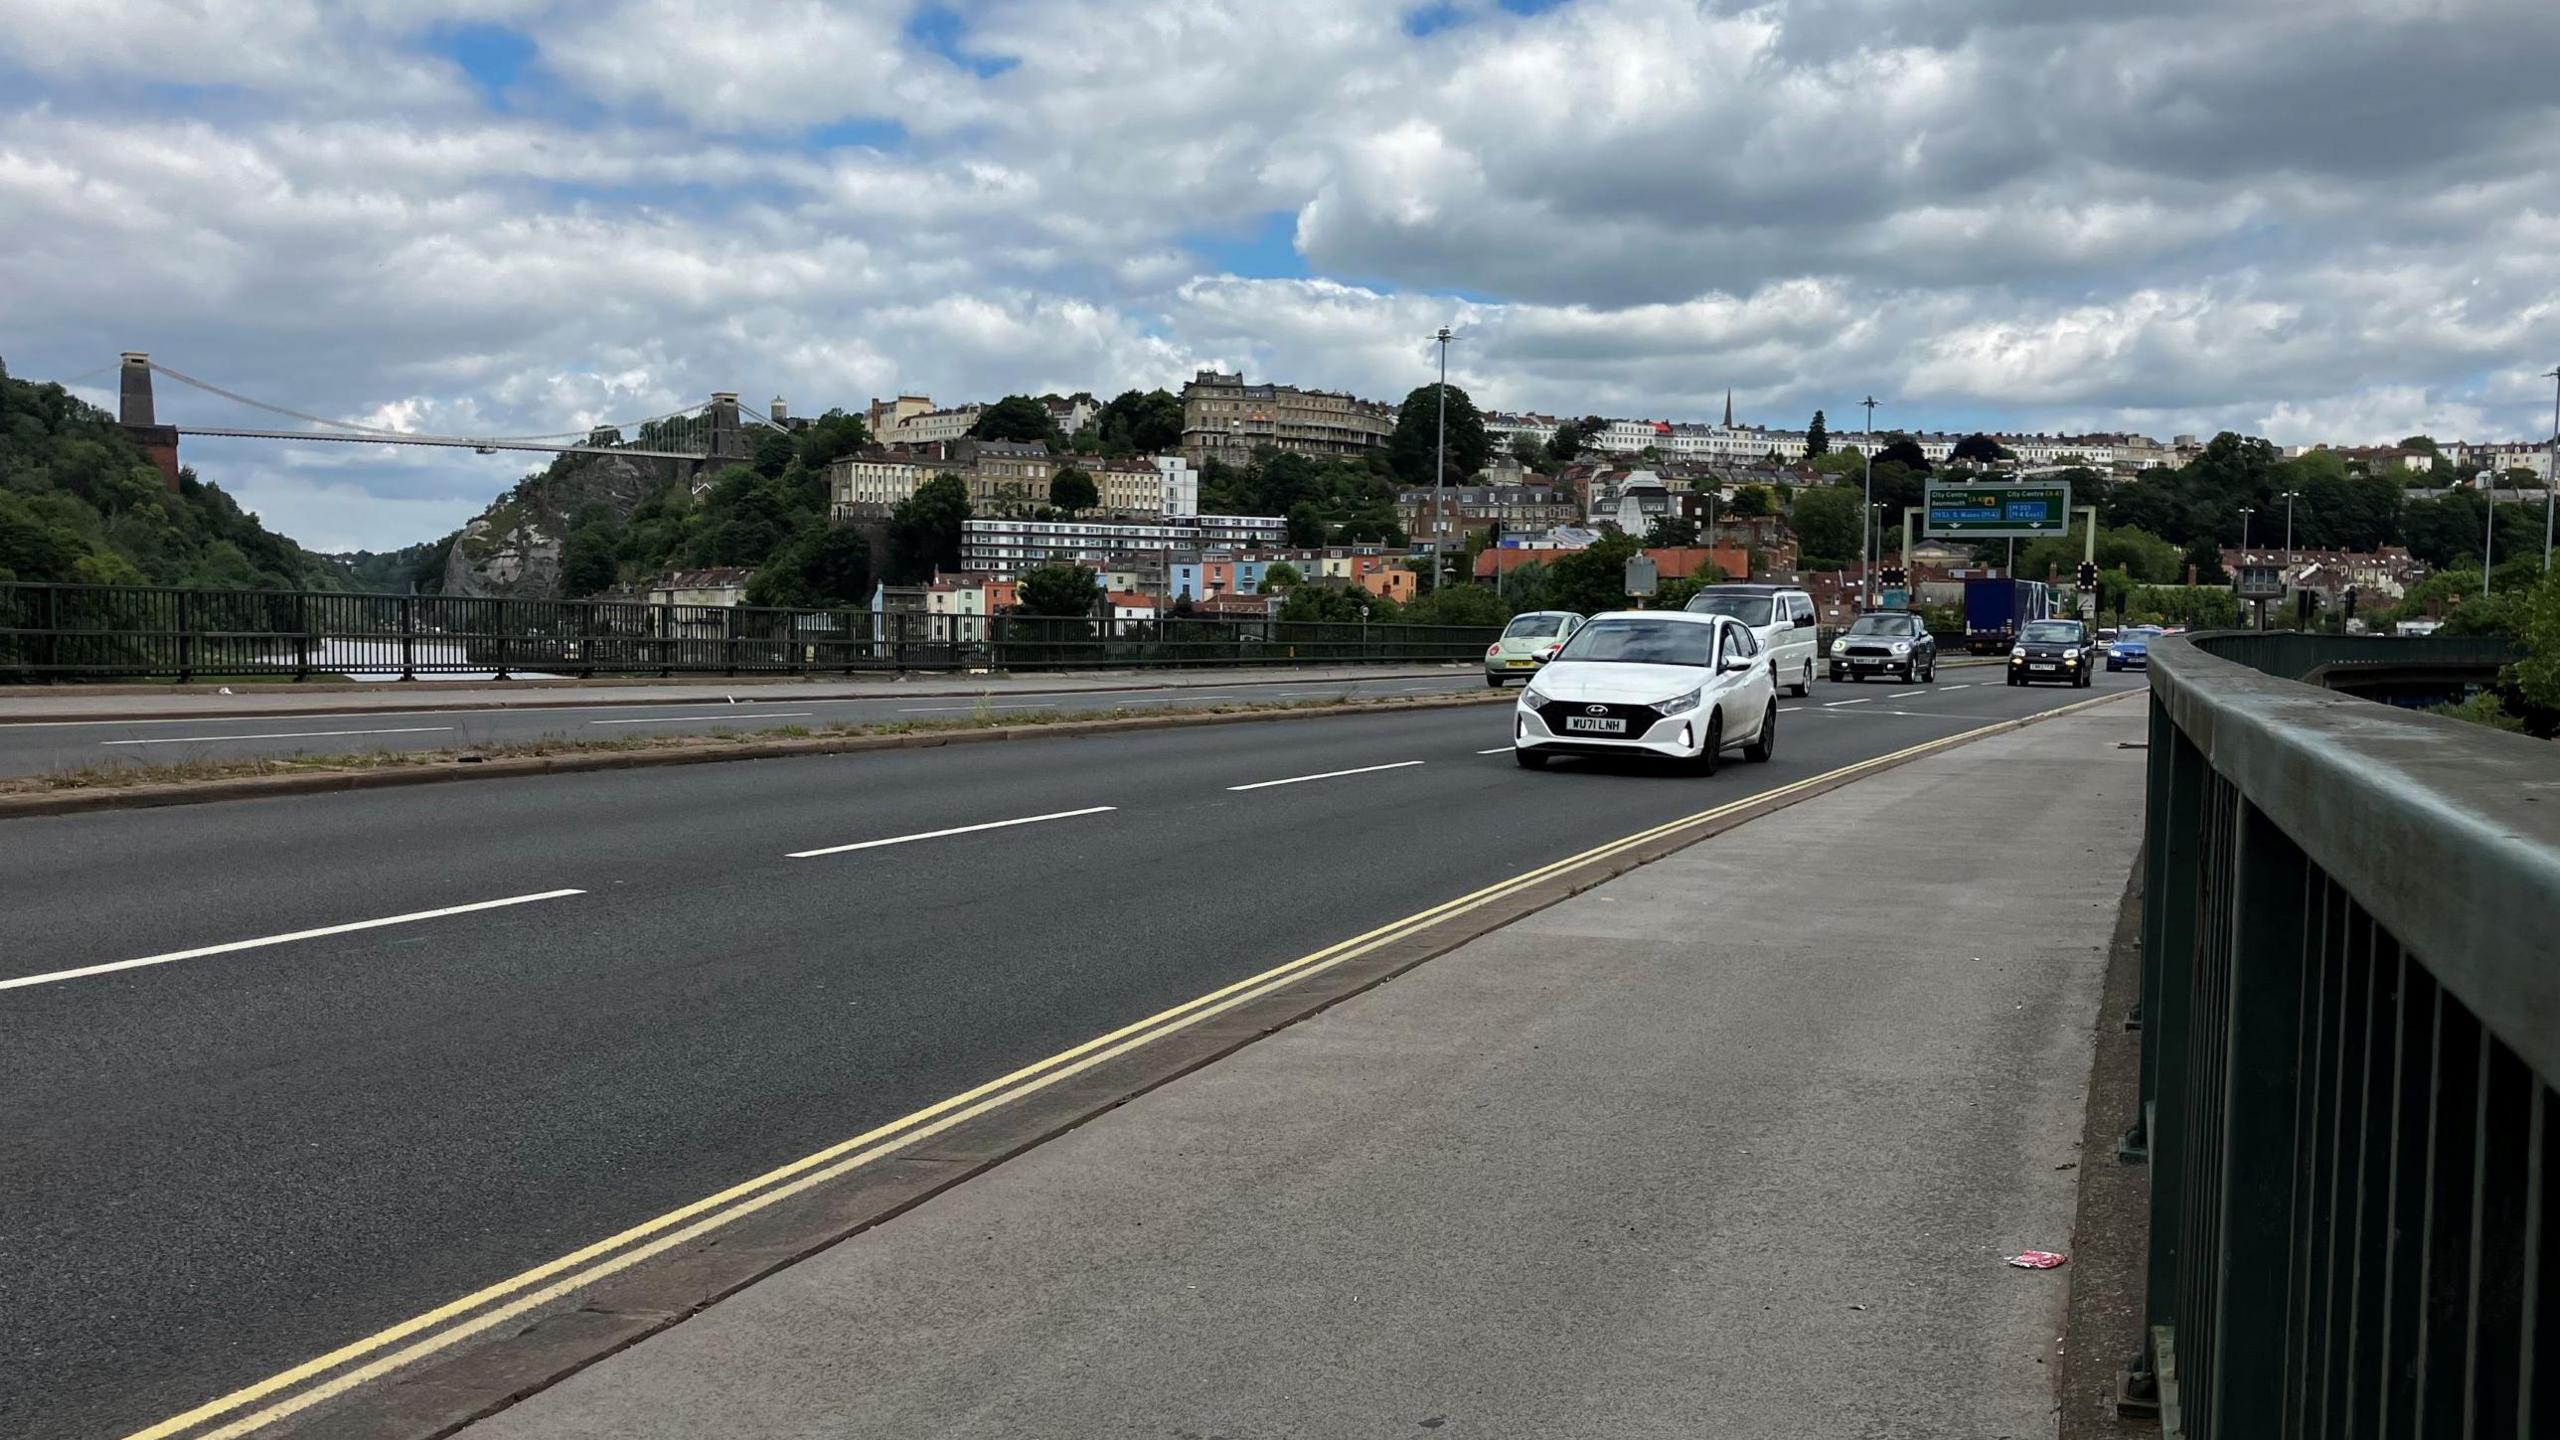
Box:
1682;584;1819;696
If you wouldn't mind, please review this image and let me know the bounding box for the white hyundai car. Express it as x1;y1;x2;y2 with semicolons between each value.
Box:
1512;610;1777;774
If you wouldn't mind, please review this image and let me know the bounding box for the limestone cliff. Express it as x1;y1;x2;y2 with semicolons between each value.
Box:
437;451;687;599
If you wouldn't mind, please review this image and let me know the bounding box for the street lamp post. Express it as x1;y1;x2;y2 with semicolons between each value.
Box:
1433;326;1453;593
2280;489;2301;563
2239;506;2254;555
1859;395;1879;609
2482;468;2499;600
2544;365;2558;570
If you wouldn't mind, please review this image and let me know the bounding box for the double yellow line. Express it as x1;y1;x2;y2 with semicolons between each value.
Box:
129;695;2125;1438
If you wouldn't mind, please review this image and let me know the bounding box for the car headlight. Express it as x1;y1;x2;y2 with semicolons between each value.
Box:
2009;645;2026;659
2063;647;2080;661
1654;686;1703;716
1830;639;1848;655
1520;680;1546;704
1890;641;1911;655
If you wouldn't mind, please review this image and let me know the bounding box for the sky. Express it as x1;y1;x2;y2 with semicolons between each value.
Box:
3;0;2557;553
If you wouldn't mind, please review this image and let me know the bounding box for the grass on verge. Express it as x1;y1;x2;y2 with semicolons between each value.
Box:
4;692;1495;795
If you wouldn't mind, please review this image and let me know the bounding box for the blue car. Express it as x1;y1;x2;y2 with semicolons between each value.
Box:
2107;626;2162;671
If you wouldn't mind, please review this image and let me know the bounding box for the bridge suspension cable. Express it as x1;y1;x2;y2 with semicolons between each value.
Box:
143;361;725;447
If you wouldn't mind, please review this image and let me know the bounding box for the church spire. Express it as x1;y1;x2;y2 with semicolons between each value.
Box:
1722;389;1734;427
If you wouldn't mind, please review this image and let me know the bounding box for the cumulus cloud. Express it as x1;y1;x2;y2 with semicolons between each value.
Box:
2;0;2556;550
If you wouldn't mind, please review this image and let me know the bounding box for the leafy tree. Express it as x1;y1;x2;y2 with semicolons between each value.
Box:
1548;420;1583;463
795;409;870;471
1789;485;1865;567
749;521;873;608
1510;433;1548;471
750;428;798;480
1388;383;1491;486
969;395;1063;446
1949;433;2005;465
559;523;621;597
884;473;970;582
1645;514;1700;547
1014;561;1101;616
1544;531;1644;615
1279;582;1393;623
1254;451;1322;514
1285;502;1326;548
1804;410;1829;457
1094;389;1184;454
1876;436;1932;472
2508;568;2560;713
1260;561;1305;592
1729;484;1775;518
2398;435;2440;456
1049;465;1099;514
1398;583;1509;627
2183;538;2227;585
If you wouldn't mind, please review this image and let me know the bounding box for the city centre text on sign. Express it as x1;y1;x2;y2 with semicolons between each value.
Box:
1922;480;2073;538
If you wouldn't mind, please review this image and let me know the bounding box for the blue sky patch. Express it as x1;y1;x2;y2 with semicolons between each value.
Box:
425;23;538;107
1185;211;1309;279
907;5;1019;78
808;117;909;151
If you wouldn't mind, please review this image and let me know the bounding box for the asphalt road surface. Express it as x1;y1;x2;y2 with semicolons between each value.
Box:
0;672;1492;776
0;666;2141;1439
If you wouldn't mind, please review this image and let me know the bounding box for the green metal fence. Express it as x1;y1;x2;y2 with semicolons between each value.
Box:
0;582;1499;681
2124;632;2559;1437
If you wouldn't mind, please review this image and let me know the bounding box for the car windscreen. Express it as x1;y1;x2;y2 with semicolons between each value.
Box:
1502;614;1568;639
1846;615;1916;635
1682;592;1775;626
1554;617;1717;667
2021;621;2082;643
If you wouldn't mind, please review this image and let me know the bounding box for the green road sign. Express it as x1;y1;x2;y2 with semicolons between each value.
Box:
1923;480;2072;538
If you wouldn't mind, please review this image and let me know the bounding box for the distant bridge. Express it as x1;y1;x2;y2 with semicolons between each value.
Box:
111;352;787;487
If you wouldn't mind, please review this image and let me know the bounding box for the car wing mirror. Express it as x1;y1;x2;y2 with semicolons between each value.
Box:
1720;655;1755;674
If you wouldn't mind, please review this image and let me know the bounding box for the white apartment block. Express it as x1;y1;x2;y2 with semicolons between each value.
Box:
884;404;982;446
961;514;1287;573
829;453;939;515
1154;454;1199;518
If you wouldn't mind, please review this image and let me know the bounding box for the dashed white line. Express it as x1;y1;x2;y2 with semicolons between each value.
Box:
1822;698;1874;708
1227;759;1425;792
787;806;1117;858
100;726;453;747
1476;746;1512;754
0;889;587;992
1889;689;1928;698
588;712;812;726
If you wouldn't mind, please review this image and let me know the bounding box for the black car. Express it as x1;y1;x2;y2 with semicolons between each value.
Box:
1828;611;1937;683
2007;618;2094;687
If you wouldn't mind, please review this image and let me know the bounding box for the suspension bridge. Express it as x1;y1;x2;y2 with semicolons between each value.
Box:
108;352;792;488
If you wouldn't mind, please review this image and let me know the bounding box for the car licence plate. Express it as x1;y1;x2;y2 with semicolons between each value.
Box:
1564;716;1628;734
2031;662;2057;671
1507;658;1536;668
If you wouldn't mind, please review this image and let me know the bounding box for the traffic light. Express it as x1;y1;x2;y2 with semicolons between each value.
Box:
2076;560;2099;589
1879;565;1907;590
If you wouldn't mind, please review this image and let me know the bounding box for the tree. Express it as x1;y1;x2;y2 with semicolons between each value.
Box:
884;473;970;582
1398;584;1509;627
1014;562;1101;617
558;523;621;597
1789;486;1865;567
1805;410;1829;457
2508;568;2560;713
1261;561;1305;592
1285;502;1326;548
969;395;1062;446
1094;389;1184;454
1387;383;1491;486
1548;420;1583;463
1049;465;1098;514
1876;436;1932;472
1949;433;2005;465
2398;435;2441;456
1729;484;1775;518
795;409;870;471
1279;583;1392;623
750;427;798;480
796;522;873;605
2183;537;2227;585
1510;433;1548;471
1645;514;1700;547
1544;531;1644;615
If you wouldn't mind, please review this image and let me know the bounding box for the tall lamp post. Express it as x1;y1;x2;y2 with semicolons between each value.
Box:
1433;326;1453;592
2238;506;2254;555
1859;395;1879;609
2544;365;2559;570
2482;468;2499;600
2279;489;2301;563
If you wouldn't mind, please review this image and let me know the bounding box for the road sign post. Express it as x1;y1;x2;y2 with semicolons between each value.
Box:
1624;554;1659;608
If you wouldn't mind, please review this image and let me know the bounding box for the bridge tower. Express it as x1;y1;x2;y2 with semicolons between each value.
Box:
119;353;183;490
704;392;754;464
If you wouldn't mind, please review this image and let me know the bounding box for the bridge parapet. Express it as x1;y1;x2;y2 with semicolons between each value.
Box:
2125;631;2558;1435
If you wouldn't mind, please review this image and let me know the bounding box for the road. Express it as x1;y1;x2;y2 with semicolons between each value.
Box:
0;667;2140;1439
0;673;1489;776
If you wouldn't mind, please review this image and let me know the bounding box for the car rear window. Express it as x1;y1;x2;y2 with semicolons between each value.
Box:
1503;614;1567;638
1682;592;1775;626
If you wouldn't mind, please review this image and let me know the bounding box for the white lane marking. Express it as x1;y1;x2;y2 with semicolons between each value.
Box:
1227;760;1425;792
1889;690;1928;698
1114;695;1241;705
100;726;453;747
1476;746;1511;754
0;889;586;992
787;806;1117;859
1778;706;1804;713
1822;698;1874;708
588;712;812;726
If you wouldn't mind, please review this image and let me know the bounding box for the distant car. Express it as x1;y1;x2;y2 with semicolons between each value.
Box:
2095;627;2119;658
1484;610;1583;686
2106;625;2162;672
1513;610;1777;775
1828;611;1937;683
2008;618;2094;687
1682;583;1819;697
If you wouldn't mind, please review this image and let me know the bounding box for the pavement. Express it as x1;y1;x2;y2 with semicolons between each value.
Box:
452;696;2148;1440
1;668;2144;1440
0;666;1485;775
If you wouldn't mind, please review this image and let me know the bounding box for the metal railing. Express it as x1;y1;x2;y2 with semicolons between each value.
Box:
0;583;1497;682
2123;631;2560;1438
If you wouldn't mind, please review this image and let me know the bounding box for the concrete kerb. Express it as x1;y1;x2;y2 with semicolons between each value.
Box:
0;665;1477;725
266;687;2142;1440
0;692;1515;820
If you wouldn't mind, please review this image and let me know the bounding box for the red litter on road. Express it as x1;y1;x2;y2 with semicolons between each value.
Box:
2007;1250;2068;1270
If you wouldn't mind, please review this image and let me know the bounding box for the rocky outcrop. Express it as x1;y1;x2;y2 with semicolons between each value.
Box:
437;452;687;599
